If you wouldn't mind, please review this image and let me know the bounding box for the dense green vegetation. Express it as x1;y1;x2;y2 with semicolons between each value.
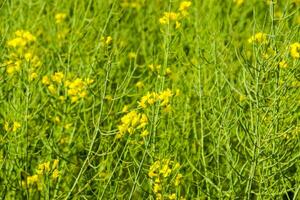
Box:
0;0;300;199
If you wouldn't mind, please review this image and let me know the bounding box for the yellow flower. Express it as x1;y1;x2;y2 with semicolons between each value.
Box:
12;122;21;132
141;130;149;137
248;32;268;44
239;94;247;102
52;169;59;180
55;13;67;24
159;163;172;178
42;76;50;85
71;96;79;103
53;159;59;169
5;60;21;75
135;81;144;89
159;89;173;106
7;30;36;48
159;12;179;24
179;1;192;11
7;37;27;47
233;0;244;6
4;121;10;131
37;161;51;175
51;72;64;83
122;105;129;113
168;193;176;200
148;160;160;178
148;64;161;72
174;173;183;186
48;84;56;95
290;42;300;59
64;123;72;129
27;175;39;185
279;60;288;69
101;36;113;45
153;183;161;193
156;193;162;200
29;72;38;81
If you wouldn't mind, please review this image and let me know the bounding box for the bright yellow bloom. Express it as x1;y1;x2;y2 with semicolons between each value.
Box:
122;105;129;113
159;12;179;24
5;60;21;75
27;175;39;185
117;110;149;138
52;169;59;180
12;122;21;132
159;163;172;178
179;1;192;11
53;159;59;169
42;76;51;85
51;72;64;83
7;30;36;48
148;64;161;72
153;183;161;193
290;42;300;59
233;0;244;6
101;36;113;45
135;81;144;89
55;13;67;24
141;130;149;137
148;160;160;178
279;60;288;68
36;161;51;175
48;84;56;95
248;32;268;44
174;173;183;186
168;193;176;200
29;72;38;81
4;121;9;131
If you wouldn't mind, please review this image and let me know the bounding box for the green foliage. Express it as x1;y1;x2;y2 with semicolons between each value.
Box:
0;0;300;199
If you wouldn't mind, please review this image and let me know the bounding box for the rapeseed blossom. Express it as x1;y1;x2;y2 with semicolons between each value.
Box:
233;0;245;6
7;30;36;48
248;32;268;44
290;42;300;59
148;159;183;200
55;13;67;24
116;110;148;139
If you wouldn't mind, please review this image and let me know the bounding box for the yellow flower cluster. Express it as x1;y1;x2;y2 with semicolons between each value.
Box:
279;60;288;69
148;159;184;200
3;121;21;132
100;36;113;46
233;0;245;6
42;72;94;103
159;1;192;29
290;42;300;59
116;110;149;139
138;89;173;111
55;13;67;24
148;64;161;72
7;30;36;48
121;0;142;9
65;78;94;103
4;30;41;77
22;159;59;190
248;32;268;44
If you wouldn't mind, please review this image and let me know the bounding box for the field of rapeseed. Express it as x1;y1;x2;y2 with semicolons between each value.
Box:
0;0;300;199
